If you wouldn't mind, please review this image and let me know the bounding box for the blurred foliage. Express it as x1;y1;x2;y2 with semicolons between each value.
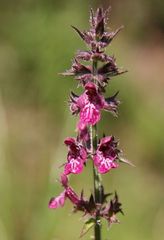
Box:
0;0;164;240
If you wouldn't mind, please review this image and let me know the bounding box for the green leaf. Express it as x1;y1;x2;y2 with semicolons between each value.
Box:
80;218;95;238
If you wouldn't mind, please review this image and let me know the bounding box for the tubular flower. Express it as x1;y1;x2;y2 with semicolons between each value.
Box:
49;175;95;213
93;136;120;174
77;83;105;130
49;175;124;227
64;137;87;175
49;190;66;209
69;82;120;130
49;175;80;209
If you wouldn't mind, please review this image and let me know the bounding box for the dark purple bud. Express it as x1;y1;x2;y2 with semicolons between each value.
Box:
63;59;91;77
96;8;103;24
66;187;80;205
92;52;115;63
76;50;117;64
111;192;124;215
60;174;68;187
88;194;96;211
76;50;92;61
73;193;97;215
100;192;123;224
95;16;104;37
89;8;95;28
69;91;80;115
76;73;93;86
64;137;76;147
104;91;120;116
100;26;124;48
98;60;118;76
90;7;110;31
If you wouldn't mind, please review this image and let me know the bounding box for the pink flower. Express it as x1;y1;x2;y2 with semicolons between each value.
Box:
77;83;105;130
93;136;119;174
49;175;82;209
78;102;101;129
64;137;87;175
69;83;120;131
49;190;66;209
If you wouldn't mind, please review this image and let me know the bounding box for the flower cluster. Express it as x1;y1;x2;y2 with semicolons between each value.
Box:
49;175;123;225
49;7;129;236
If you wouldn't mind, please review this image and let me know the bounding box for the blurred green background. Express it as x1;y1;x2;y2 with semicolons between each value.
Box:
0;0;164;239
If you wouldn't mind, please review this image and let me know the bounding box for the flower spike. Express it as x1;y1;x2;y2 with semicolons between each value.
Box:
49;6;130;239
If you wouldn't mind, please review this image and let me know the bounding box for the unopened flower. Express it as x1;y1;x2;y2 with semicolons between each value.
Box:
76;50;116;63
104;91;120;116
64;137;87;175
93;136;120;174
63;58;93;86
100;192;123;224
72;8;123;51
63;57;125;89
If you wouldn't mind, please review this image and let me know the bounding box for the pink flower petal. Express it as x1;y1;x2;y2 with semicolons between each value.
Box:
64;158;83;175
99;136;113;145
78;103;101;130
48;191;66;209
93;151;118;174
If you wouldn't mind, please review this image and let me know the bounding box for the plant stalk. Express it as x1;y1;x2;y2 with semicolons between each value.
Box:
90;60;102;240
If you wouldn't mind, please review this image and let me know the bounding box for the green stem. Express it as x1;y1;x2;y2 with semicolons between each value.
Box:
90;125;102;240
90;60;102;240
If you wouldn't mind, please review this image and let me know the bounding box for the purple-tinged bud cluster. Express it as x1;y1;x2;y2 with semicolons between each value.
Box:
71;8;123;51
49;175;123;225
49;7;130;235
63;8;126;90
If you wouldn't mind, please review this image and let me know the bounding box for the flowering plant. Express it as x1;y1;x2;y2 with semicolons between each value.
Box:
49;7;132;239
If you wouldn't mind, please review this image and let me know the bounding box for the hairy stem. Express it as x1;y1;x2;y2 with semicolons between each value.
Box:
90;60;102;240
